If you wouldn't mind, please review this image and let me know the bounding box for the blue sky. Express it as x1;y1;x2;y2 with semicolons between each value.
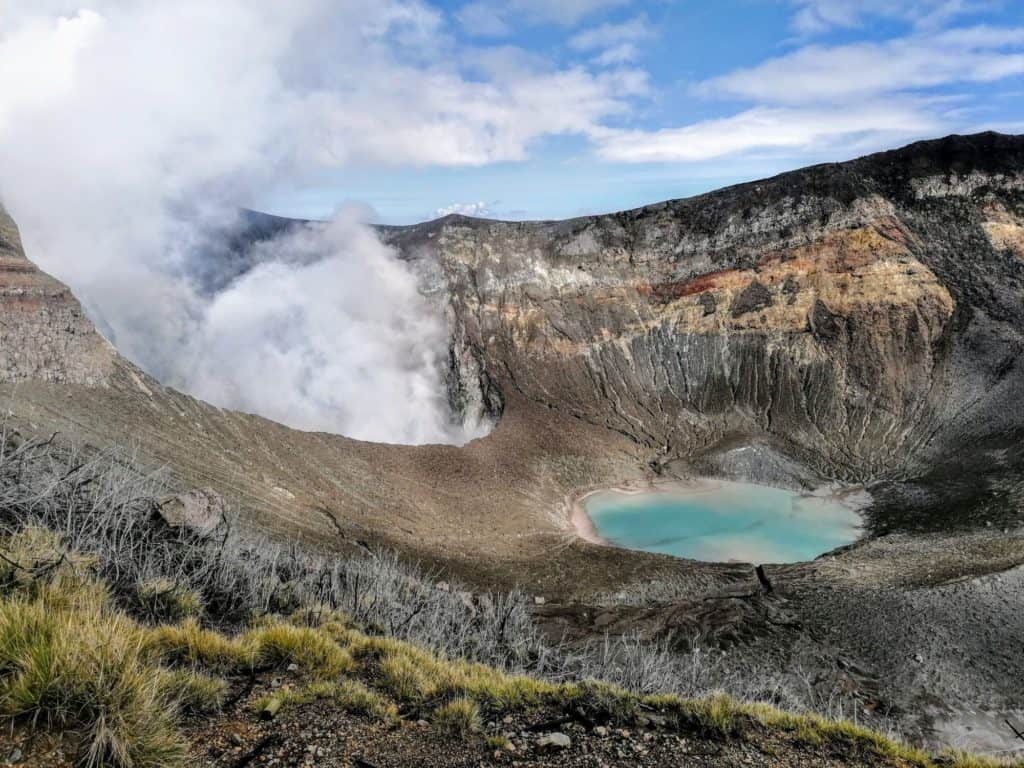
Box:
256;0;1024;224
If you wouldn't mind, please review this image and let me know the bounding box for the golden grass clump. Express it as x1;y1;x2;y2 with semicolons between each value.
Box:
355;634;560;710
328;678;399;721
486;734;511;750
143;618;255;672
0;527;107;610
255;679;398;723
248;622;354;678
156;668;228;714
0;555;187;767
134;579;204;623
0;530;238;766
378;650;440;703
433;697;481;737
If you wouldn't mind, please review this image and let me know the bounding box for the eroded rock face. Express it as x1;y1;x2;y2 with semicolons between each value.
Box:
0;205;114;386
384;132;1024;482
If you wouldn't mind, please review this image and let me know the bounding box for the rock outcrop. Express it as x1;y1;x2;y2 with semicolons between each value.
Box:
158;488;228;537
0;204;114;386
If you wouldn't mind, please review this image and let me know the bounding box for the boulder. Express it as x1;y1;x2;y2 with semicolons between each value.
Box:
158;488;226;537
697;292;718;316
537;733;571;750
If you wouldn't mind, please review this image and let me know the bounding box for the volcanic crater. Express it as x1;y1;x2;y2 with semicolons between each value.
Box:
3;131;1024;751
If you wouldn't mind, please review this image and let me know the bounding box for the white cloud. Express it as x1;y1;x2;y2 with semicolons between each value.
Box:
569;15;652;51
698;26;1024;104
569;15;653;64
302;65;645;167
0;10;105;132
596;104;942;163
591;44;637;65
457;0;630;36
455;2;511;36
608;11;1023;168
435;201;492;218
463;45;552;79
0;1;642;177
790;0;988;34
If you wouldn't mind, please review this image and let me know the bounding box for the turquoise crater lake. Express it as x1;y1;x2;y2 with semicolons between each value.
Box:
578;480;864;564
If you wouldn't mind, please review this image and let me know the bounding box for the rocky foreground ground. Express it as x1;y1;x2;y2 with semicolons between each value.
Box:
177;689;935;768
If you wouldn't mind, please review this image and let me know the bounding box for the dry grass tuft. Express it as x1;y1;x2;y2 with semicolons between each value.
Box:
0;534;187;767
249;622;354;678
143;619;255;672
134;579;204;623
255;679;397;723
156;668;228;714
433;697;481;737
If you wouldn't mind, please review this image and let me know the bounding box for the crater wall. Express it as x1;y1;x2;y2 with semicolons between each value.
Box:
385;132;1024;482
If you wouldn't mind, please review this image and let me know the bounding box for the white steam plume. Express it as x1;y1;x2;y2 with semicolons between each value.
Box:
0;1;633;444
180;210;470;443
